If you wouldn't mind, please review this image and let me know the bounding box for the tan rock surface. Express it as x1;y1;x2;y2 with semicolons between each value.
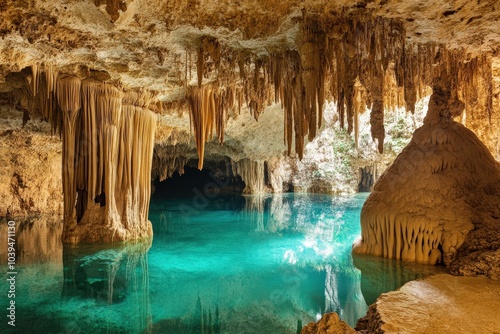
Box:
0;106;62;217
301;312;357;334
358;274;500;334
353;75;500;274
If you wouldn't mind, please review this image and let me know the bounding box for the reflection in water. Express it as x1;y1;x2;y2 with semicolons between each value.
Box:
147;194;370;332
244;194;370;325
0;217;63;264
353;254;446;305
324;265;368;326
0;218;153;334
0;194;444;333
62;241;153;333
151;296;222;334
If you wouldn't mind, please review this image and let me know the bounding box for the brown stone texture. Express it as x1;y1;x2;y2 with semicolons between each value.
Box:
353;76;500;278
356;274;500;334
301;312;357;334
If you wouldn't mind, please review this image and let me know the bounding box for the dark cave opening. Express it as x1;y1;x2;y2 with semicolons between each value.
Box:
152;164;246;200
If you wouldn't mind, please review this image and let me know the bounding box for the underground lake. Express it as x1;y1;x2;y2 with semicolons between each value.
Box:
0;193;445;334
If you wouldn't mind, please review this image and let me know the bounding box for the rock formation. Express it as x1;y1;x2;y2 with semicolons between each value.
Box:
14;65;158;243
303;274;500;334
355;274;500;334
353;71;500;277
0;105;62;217
301;312;357;334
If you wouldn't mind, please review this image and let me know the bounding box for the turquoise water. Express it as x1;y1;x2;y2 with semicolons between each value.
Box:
0;193;441;334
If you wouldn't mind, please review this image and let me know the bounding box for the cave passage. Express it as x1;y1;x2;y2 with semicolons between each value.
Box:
153;164;246;199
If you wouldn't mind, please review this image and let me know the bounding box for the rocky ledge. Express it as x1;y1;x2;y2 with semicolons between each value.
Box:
304;274;500;334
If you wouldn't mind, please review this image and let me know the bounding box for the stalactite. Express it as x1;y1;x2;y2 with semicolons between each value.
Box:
152;146;188;182
231;158;265;194
25;63;60;133
369;22;386;153
403;49;416;113
335;40;346;129
185;15;494;166
353;79;367;149
197;46;204;87
81;79;101;206
188;85;214;170
24;67;158;242
187;83;239;169
115;91;158;228
30;63;40;97
56;76;82;228
240;56;273;121
97;84;123;226
300;18;327;141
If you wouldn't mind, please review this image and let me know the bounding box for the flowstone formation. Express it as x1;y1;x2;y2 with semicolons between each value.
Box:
353;74;500;276
22;64;158;243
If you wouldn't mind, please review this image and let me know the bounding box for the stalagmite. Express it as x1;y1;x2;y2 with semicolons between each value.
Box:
353;71;500;268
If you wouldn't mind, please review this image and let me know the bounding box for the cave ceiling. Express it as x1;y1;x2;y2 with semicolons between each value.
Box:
1;0;499;91
1;0;499;164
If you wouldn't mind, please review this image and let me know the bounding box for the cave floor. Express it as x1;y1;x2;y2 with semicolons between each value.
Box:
370;274;500;333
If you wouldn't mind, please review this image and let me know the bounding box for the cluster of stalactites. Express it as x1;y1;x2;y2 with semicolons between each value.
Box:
456;54;494;126
26;63;60;134
187;84;243;169
187;16;495;161
27;66;157;235
231;158;266;194
152;145;188;182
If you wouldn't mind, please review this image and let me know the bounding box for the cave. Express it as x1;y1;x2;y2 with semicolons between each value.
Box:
153;163;246;199
1;0;500;333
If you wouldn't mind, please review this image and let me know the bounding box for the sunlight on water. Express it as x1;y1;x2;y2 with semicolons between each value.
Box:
0;193;443;334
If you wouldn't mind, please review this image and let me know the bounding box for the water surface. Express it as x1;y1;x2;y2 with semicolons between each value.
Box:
0;193;442;333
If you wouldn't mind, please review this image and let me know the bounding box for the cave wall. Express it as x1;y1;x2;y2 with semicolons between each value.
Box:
0;105;62;217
